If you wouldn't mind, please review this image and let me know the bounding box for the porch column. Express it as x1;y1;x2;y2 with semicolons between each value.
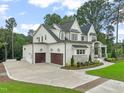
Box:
105;46;107;58
98;46;102;58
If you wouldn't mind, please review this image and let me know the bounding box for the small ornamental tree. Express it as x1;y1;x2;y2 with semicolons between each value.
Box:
71;56;74;66
111;49;117;58
89;54;92;62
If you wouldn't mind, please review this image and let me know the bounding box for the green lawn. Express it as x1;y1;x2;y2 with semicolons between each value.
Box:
86;61;124;81
0;81;81;93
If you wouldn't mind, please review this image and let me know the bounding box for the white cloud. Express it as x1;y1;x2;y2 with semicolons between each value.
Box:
53;6;63;12
19;11;27;16
66;10;75;16
13;24;40;35
28;0;59;8
62;0;82;10
0;4;9;15
20;24;40;30
28;0;86;11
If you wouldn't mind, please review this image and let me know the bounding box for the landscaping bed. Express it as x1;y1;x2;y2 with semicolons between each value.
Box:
62;61;103;70
86;61;124;82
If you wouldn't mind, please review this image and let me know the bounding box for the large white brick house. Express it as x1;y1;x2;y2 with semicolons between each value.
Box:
23;18;107;66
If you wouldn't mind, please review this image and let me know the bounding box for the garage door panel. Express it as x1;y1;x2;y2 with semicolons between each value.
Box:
51;53;63;65
35;53;45;63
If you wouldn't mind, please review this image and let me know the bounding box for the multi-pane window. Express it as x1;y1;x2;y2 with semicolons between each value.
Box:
61;32;64;40
76;49;85;54
92;36;97;41
45;35;47;40
37;37;40;42
81;36;84;41
41;36;43;42
72;34;78;41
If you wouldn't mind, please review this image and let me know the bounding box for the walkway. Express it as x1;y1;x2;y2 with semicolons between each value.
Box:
74;78;108;92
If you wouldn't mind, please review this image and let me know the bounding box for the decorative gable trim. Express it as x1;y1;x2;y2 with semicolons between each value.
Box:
33;24;60;41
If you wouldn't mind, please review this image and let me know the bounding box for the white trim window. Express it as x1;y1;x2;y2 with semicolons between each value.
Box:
77;49;85;55
81;36;84;41
71;34;78;41
60;32;64;40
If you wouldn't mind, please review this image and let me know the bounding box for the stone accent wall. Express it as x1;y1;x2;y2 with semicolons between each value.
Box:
73;55;88;63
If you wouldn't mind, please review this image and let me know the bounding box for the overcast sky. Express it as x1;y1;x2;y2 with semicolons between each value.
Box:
0;0;124;41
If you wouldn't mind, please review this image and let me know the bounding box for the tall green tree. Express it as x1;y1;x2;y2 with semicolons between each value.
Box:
77;0;113;32
44;13;61;27
112;0;124;43
61;15;75;24
5;17;17;59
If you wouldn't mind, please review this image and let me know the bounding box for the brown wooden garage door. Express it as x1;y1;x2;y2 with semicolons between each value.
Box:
51;53;63;65
35;53;45;63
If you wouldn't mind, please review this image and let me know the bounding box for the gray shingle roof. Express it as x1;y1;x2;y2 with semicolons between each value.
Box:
60;20;74;32
80;24;92;35
42;24;60;41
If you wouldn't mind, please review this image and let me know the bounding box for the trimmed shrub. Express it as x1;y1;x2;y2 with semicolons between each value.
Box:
77;62;80;67
71;56;74;66
104;58;116;62
89;54;92;62
111;49;117;58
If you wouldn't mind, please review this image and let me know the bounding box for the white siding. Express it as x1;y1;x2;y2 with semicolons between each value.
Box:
23;45;32;63
50;29;60;39
33;25;57;43
70;19;82;41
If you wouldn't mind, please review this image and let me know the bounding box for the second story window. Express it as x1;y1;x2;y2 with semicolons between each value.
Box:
60;32;64;40
81;36;84;41
41;36;43;42
45;35;47;40
92;36;97;42
37;37;40;42
71;34;78;41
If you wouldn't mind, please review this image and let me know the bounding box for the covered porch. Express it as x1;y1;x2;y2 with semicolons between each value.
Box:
93;41;107;58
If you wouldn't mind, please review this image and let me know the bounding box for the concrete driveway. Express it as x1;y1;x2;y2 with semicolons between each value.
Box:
4;61;99;88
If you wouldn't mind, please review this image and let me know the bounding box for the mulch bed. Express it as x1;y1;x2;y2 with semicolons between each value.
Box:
0;63;11;82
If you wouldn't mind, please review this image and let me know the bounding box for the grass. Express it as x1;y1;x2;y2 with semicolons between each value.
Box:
0;81;81;93
86;60;124;81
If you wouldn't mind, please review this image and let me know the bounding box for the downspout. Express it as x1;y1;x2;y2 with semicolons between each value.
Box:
64;40;66;66
32;37;34;64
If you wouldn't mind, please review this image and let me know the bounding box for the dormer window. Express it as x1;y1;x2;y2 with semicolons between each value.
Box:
71;34;78;41
92;36;97;42
60;32;65;40
81;36;84;41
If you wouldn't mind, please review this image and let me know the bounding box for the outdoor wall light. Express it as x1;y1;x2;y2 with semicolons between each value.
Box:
50;48;53;51
57;48;60;52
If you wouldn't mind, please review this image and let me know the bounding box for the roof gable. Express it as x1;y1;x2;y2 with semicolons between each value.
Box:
80;24;92;35
33;24;60;41
60;20;74;32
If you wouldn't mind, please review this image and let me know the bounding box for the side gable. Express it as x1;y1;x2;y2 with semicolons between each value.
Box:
81;24;92;35
88;25;96;35
33;24;59;43
70;18;82;33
